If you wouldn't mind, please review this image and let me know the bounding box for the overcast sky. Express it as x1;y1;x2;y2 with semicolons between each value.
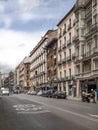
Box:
0;0;75;73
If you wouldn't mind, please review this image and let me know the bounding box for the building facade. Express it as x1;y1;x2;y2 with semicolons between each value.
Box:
46;30;58;90
57;6;78;97
30;30;57;91
74;0;98;94
18;57;31;91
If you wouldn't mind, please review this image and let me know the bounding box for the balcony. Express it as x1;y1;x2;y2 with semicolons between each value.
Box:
85;11;92;20
68;24;71;30
58;46;62;52
72;35;79;43
67;39;71;46
63;29;66;35
82;50;93;59
66;55;71;62
91;23;98;33
66;76;71;81
75;1;85;12
75;56;80;62
62;43;66;49
58;60;62;66
86;23;98;38
72;53;76;60
62;58;66;64
58;33;62;39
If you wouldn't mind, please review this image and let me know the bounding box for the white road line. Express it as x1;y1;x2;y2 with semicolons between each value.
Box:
17;110;50;114
88;113;98;118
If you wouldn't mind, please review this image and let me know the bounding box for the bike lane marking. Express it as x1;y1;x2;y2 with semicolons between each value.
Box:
13;104;50;114
88;113;98;118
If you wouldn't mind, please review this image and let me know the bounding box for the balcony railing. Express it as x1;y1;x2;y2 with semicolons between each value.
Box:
62;58;66;64
86;23;98;38
68;24;71;30
63;29;66;35
72;53;76;60
58;33;62;39
58;60;62;66
72;35;79;43
62;43;66;49
85;11;92;20
66;55;71;62
67;39;71;46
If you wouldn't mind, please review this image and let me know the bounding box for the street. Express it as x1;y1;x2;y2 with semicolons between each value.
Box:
0;94;98;130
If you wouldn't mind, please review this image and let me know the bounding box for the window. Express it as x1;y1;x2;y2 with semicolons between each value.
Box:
64;37;66;44
64;24;66;30
76;47;79;56
69;49;71;56
81;45;84;56
69;32;71;41
95;59;98;69
76;65;80;74
69;19;71;27
60;54;62;61
64;70;66;78
64;51;66;59
60;71;62;79
69;68;71;78
94;36;98;47
60;40;62;47
93;0;97;6
93;15;97;24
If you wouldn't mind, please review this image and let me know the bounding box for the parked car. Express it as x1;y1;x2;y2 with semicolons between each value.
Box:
1;88;10;96
46;90;55;98
41;91;49;97
13;89;19;94
27;90;37;95
37;90;43;96
52;91;66;99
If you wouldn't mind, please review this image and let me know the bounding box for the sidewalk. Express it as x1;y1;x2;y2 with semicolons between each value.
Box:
67;96;82;102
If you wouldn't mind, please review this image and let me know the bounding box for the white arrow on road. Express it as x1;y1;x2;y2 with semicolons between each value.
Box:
88;113;98;118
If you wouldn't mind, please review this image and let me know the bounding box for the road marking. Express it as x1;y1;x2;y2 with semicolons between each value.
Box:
15;95;98;123
13;104;49;114
17;110;50;114
88;113;98;118
13;104;36;108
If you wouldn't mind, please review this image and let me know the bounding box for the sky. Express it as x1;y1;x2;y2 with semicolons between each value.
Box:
0;0;76;73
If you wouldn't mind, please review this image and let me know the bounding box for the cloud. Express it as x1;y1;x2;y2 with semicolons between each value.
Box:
18;0;41;12
0;4;5;13
0;28;45;73
18;43;25;48
0;63;12;74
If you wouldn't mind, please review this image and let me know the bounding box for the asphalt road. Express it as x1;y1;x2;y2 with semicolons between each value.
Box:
0;94;98;130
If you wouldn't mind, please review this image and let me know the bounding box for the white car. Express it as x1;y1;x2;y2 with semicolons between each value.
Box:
37;90;43;96
27;90;37;95
2;88;10;96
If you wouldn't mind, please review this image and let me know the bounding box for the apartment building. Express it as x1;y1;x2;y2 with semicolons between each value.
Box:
19;57;31;91
74;0;98;94
30;30;57;91
14;65;20;90
57;6;78;97
45;30;58;90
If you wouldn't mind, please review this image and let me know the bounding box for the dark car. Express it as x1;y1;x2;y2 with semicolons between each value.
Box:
42;90;55;98
46;90;55;98
52;91;66;99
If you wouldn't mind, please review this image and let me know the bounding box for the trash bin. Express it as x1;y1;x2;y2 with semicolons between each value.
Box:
95;89;98;104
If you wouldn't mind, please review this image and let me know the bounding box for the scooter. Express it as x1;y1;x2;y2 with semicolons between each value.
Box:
82;94;90;103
